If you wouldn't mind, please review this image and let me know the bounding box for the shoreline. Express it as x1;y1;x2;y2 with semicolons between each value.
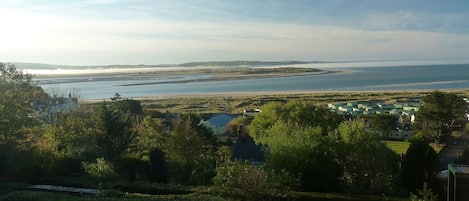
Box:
83;89;469;103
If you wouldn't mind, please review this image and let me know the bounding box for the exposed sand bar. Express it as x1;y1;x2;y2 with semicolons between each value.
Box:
116;70;340;86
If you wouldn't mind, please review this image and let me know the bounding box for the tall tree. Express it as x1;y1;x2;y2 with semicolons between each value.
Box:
164;114;216;185
414;91;468;142
250;101;343;139
332;120;400;194
93;102;138;161
0;63;51;181
401;139;441;195
251;101;344;192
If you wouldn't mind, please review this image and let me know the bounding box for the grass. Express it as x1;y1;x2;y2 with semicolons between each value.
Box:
0;189;410;201
382;140;410;155
0;190;232;201
382;140;443;154
138;90;469;114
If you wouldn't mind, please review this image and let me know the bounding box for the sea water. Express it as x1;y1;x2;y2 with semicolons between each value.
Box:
35;64;469;100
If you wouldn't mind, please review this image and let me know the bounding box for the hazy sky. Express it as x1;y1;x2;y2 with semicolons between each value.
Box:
1;0;469;65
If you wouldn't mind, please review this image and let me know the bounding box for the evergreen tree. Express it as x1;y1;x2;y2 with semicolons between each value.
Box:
401;139;442;195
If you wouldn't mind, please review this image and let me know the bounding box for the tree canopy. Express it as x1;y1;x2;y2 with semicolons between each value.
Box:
414;91;468;142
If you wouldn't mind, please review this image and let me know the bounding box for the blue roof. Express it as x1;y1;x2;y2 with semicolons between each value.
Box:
207;114;236;127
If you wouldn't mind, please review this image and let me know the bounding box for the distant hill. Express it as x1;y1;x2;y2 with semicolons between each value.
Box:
11;60;335;69
177;60;324;67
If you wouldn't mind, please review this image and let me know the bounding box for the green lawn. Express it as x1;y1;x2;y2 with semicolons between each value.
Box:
382;140;410;155
382;140;443;154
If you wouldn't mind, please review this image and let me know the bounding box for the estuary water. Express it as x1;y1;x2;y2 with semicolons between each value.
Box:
34;63;469;100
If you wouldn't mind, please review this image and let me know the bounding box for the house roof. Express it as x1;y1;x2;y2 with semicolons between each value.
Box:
206;114;236;127
231;135;265;163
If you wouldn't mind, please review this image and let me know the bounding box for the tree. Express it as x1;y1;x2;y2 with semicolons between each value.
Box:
0;63;51;182
250;101;344;192
414;91;468;142
409;182;439;201
455;147;469;165
0;63;32;83
401;139;442;195
333;120;400;194
164;115;216;185
369;114;398;139
250;101;343;139
213;161;270;201
93;102;138;161
0;63;49;144
148;148;168;183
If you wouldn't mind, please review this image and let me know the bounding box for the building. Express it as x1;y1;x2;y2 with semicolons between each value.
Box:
231;134;265;166
448;164;469;201
199;114;238;135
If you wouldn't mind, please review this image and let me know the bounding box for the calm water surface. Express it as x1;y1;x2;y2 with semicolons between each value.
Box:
36;64;469;100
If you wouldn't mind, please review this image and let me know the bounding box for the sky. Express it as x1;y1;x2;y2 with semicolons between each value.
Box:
1;0;469;65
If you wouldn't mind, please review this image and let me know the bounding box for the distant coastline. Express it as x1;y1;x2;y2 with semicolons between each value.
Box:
116;69;340;87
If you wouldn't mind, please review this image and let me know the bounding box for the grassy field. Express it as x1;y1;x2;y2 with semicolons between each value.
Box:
140;90;469;115
382;140;443;154
382;140;411;155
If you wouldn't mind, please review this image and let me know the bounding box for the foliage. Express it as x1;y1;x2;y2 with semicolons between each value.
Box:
250;101;344;192
0;183;29;196
114;157;146;182
113;181;193;195
250;101;343;140
454;146;469;165
136;116;166;153
226;116;250;134
49;108;99;160
369;114;398;139
93;102;138;161
0;64;55;182
148;148;168;183
1;190;232;201
213;161;297;201
401;140;442;196
414;91;468;142
82;157;118;185
264;122;343;192
164;115;216;185
333;120;400;194
0;63;48;143
409;183;439;201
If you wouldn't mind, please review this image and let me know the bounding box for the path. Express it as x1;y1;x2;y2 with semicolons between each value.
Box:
29;185;101;195
438;130;469;170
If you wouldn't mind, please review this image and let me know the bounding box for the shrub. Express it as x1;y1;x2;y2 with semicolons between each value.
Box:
114;157;145;182
148;148;168;183
213;161;296;201
54;157;83;177
82;157;118;186
113;181;193;195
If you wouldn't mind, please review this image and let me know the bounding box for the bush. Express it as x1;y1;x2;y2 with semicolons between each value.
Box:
54;157;83;177
113;181;193;195
0;183;29;196
212;161;296;201
82;157;118;186
148;148;168;183
99;189;127;198
114;157;146;182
